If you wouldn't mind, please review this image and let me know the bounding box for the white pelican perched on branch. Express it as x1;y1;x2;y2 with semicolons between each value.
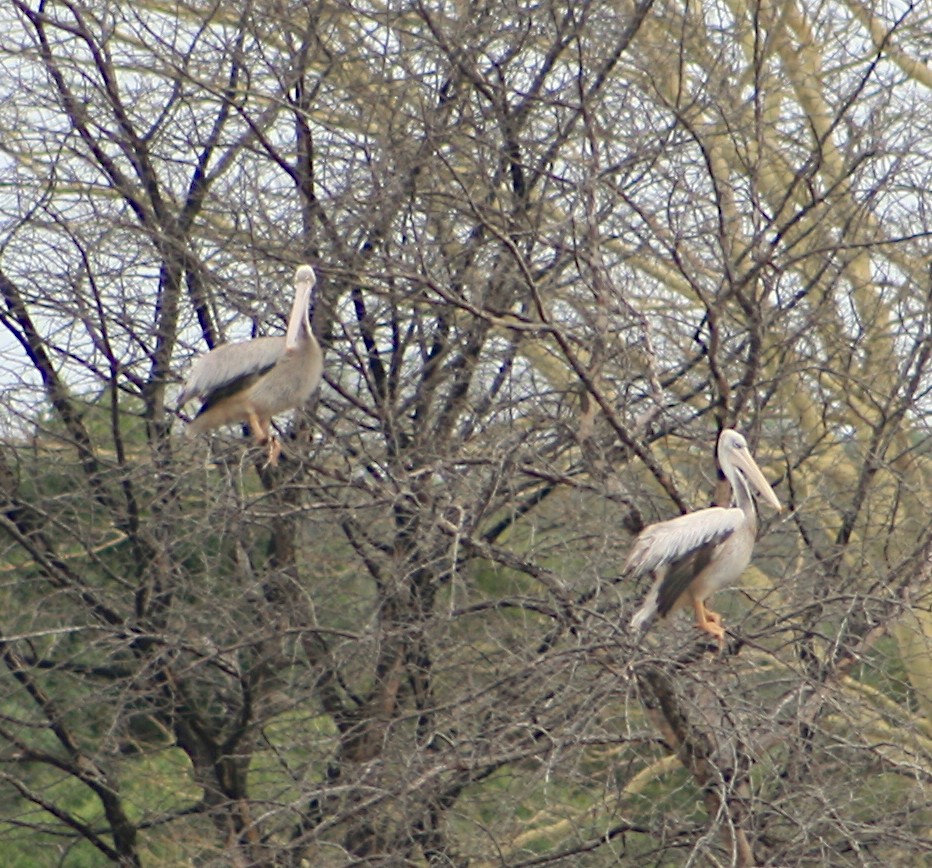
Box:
626;429;782;641
179;265;323;466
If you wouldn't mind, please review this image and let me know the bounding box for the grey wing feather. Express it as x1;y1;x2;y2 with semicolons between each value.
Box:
654;543;718;616
623;507;742;577
179;336;285;404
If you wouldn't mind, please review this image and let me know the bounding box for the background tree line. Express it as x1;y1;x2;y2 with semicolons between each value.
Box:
0;0;930;864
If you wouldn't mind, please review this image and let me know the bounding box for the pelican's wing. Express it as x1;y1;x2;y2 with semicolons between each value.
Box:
654;542;718;617
179;336;285;405
623;507;742;578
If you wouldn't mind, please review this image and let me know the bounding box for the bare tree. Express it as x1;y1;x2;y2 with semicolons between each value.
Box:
0;1;930;865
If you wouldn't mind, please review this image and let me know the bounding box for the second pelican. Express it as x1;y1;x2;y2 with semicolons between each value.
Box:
626;429;782;641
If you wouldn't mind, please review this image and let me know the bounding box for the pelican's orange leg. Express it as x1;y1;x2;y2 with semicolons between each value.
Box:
692;597;725;642
266;436;282;467
247;411;280;467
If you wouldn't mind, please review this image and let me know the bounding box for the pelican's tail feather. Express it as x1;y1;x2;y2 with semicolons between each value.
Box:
630;603;656;633
630;582;660;633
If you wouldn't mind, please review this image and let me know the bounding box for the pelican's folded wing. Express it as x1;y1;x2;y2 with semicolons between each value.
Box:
179;336;285;406
623;507;742;578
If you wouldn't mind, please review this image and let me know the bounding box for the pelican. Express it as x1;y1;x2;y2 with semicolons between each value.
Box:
179;264;323;466
626;429;782;641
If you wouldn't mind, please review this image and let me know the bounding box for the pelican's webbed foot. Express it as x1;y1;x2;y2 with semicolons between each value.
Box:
693;599;726;643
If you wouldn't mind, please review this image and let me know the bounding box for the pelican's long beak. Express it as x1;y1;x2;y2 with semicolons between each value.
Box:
285;265;316;351
735;451;783;512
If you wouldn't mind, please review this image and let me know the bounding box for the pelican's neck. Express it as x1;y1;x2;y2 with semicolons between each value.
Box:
727;466;758;532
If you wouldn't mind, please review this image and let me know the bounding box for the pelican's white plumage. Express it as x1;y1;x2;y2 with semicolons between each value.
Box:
623;508;743;578
179;265;323;466
179;338;285;405
626;429;782;640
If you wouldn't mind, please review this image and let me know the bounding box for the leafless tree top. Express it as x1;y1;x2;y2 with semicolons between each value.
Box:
0;1;929;865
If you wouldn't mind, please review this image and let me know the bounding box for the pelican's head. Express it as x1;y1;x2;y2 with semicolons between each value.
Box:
718;429;783;512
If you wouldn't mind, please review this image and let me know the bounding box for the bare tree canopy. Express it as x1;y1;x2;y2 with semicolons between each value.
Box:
1;1;930;865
